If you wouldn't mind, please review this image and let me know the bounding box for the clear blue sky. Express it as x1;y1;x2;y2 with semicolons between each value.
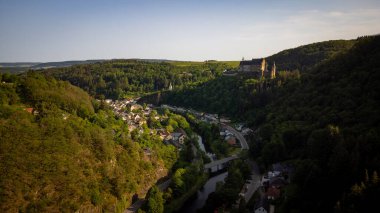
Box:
1;0;380;62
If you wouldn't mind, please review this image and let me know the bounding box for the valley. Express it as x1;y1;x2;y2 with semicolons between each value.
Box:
1;36;380;213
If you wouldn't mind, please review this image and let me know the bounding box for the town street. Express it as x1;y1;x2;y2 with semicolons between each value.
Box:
221;123;249;150
243;160;261;202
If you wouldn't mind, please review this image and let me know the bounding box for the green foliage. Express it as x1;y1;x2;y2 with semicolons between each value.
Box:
200;160;250;212
41;60;235;99
267;39;356;72
143;186;164;213
159;39;355;119
256;36;380;212
0;74;177;212
152;36;378;212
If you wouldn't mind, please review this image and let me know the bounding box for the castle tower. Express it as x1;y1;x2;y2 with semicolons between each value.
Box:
261;58;266;78
271;62;276;79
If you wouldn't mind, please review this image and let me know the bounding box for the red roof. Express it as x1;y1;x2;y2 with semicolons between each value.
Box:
226;137;236;145
266;187;281;199
25;108;33;113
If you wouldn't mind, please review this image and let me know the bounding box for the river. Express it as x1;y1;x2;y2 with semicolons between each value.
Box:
178;171;228;213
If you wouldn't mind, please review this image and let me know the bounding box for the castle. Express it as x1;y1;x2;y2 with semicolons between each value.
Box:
239;58;276;79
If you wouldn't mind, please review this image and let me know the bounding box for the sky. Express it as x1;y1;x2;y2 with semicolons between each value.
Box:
1;0;380;62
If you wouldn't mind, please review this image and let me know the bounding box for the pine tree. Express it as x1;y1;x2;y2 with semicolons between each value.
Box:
372;171;379;185
351;183;362;195
365;169;369;183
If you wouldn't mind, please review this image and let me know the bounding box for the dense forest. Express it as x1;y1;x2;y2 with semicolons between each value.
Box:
161;36;380;212
253;35;380;212
266;39;356;72
0;73;180;212
1;36;379;213
41;60;237;99
155;39;357;118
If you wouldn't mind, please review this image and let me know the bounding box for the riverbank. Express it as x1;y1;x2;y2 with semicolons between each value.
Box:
164;173;209;213
180;171;229;213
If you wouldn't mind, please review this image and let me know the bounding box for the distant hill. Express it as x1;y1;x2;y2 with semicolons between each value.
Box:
30;59;106;69
40;60;236;99
0;60;106;74
0;62;40;67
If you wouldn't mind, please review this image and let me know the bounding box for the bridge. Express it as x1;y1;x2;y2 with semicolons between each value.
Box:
204;155;239;172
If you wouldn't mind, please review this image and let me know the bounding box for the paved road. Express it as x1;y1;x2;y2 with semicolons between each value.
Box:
124;178;172;213
125;199;144;213
234;160;262;207
244;171;261;202
157;179;172;191
221;123;249;150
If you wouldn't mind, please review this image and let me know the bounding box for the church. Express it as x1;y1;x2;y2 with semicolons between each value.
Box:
239;58;276;79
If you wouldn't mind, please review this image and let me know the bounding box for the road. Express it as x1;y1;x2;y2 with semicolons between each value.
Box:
221;123;249;150
243;160;261;202
124;178;172;213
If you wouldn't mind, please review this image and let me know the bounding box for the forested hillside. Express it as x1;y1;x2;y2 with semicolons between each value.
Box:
266;39;356;71
159;36;380;212
41;60;236;99
252;35;380;212
0;73;178;212
159;39;356;118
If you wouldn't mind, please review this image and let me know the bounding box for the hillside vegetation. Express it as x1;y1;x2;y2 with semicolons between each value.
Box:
160;39;356;117
253;35;380;212
0;73;178;212
159;36;380;212
41;60;237;99
266;39;356;71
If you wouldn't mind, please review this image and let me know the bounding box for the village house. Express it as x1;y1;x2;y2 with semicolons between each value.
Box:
24;107;39;115
225;135;237;146
168;129;187;148
130;103;142;111
157;129;170;140
266;186;281;200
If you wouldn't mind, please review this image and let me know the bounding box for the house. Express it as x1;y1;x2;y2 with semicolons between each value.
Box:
269;177;287;189
172;132;186;145
268;171;281;178
266;187;281;200
254;198;269;213
130;104;142;111
219;117;231;123
169;129;187;148
24;108;33;114
163;135;173;145
128;124;136;132
226;136;237;146
24;107;39;115
158;129;170;140
134;114;141;123
241;127;253;136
